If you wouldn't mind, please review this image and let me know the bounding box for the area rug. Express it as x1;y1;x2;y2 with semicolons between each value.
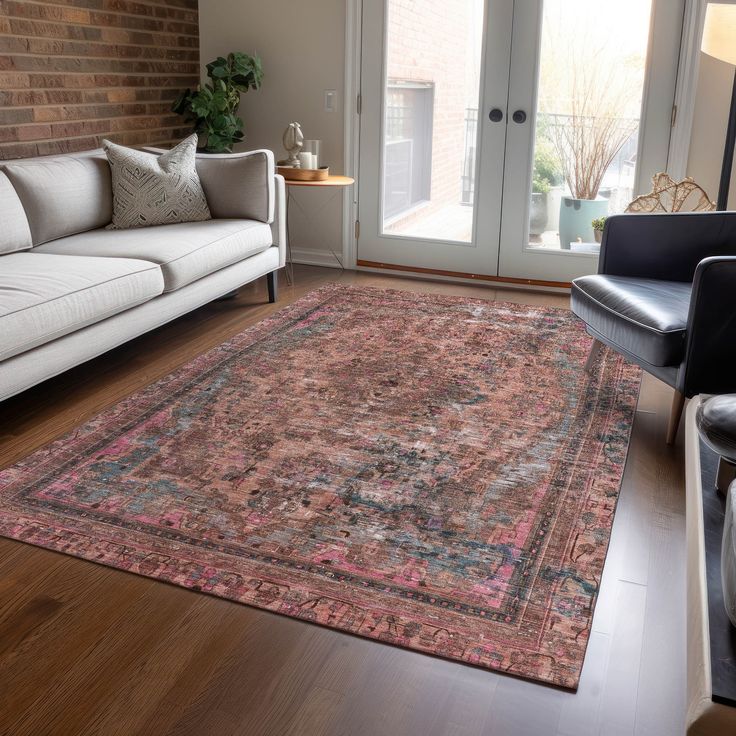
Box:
0;284;640;688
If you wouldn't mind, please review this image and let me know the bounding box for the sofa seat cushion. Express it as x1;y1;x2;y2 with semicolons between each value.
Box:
571;274;692;367
0;252;164;362
35;219;273;292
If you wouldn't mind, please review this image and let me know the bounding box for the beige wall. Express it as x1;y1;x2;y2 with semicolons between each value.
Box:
687;0;736;209
198;0;347;263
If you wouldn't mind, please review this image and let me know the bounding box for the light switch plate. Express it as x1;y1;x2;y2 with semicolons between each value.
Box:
324;89;337;113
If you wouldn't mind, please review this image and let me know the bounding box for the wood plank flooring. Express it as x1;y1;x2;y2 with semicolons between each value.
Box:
0;266;686;736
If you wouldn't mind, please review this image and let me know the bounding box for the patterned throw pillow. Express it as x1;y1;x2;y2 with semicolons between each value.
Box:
103;134;211;229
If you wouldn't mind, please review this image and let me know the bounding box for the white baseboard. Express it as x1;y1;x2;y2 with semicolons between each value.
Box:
289;248;344;269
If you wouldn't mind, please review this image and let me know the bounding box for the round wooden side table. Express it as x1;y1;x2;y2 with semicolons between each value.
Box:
283;175;355;283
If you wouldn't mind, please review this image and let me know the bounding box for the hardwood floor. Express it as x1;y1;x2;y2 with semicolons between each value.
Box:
0;266;686;736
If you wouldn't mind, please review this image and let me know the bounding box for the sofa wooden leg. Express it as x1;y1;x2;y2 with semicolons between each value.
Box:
267;271;278;303
584;338;604;373
666;390;686;445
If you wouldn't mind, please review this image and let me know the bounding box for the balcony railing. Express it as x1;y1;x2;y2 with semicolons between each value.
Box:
460;109;639;209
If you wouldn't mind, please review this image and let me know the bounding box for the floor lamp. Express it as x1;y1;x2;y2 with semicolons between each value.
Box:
702;3;736;210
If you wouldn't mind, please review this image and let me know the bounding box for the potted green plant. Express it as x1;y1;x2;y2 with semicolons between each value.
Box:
591;216;606;244
173;52;263;153
545;60;639;249
530;136;563;236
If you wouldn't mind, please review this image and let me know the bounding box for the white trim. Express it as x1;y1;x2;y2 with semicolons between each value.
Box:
290;248;344;269
343;0;362;269
669;0;708;179
633;2;657;196
355;264;569;294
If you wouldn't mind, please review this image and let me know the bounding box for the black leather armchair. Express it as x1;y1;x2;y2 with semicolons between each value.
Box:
570;211;736;444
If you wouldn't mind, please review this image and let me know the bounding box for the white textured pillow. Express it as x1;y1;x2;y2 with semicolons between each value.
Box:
103;134;211;229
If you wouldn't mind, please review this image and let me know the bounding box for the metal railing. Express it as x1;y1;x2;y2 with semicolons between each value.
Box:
461;107;478;205
460;109;639;208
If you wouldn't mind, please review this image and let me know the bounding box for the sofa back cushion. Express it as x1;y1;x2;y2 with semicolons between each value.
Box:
0;171;32;255
2;151;112;245
194;150;274;223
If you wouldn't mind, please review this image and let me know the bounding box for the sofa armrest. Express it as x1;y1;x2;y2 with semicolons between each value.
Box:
680;256;736;396
599;212;736;282
272;174;286;269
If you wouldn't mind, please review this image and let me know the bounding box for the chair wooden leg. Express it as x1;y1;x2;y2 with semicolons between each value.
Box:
584;338;604;373
666;390;686;445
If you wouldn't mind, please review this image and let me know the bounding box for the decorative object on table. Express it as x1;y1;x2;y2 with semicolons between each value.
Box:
297;152;314;170
281;122;304;166
103;134;211;229
625;173;715;214
696;394;736;495
303;139;322;168
0;284;640;689
724;482;736;628
277;165;330;182
591;217;606;243
172;52;263;153
701;3;736;210
571;209;736;445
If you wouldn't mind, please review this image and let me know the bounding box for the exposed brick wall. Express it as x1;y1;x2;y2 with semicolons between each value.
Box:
0;0;199;160
386;0;480;228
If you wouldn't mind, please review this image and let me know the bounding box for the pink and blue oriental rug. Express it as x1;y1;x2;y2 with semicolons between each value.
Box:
0;284;640;688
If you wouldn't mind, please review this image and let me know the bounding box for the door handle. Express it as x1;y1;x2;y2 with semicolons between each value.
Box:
488;108;504;123
512;110;527;124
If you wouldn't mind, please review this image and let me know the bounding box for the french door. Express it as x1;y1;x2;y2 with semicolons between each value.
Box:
357;0;685;284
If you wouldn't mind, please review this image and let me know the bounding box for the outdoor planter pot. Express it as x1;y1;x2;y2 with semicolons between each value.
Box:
558;196;608;250
529;192;549;236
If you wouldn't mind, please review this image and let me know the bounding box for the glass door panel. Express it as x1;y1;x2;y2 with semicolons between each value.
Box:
528;0;652;253
358;0;685;282
381;0;484;244
498;0;685;283
358;0;514;275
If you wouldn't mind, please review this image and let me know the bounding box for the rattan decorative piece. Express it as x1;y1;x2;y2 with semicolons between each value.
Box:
625;173;716;213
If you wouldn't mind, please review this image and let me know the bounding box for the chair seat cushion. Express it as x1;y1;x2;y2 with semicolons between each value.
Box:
0;252;164;361
571;274;692;366
35;219;273;292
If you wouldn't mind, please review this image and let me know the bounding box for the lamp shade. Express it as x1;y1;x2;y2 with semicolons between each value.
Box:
702;3;736;66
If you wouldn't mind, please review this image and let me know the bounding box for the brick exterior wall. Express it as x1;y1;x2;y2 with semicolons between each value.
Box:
386;0;481;227
387;0;478;220
0;0;199;160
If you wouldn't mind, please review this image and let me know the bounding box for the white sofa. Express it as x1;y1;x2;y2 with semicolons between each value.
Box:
0;147;286;402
